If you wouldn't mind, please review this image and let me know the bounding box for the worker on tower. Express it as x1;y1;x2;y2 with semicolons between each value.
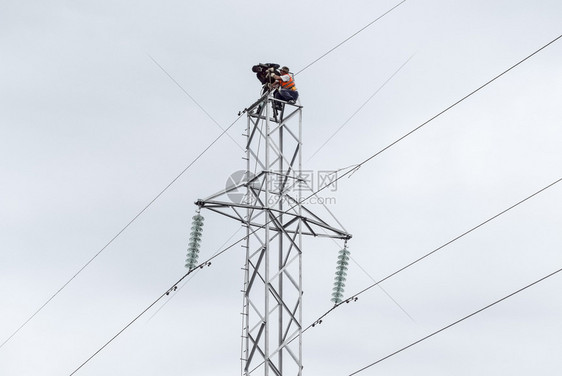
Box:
272;66;298;108
251;63;280;94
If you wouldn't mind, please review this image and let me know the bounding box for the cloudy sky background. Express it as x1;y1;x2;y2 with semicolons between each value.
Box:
2;0;562;375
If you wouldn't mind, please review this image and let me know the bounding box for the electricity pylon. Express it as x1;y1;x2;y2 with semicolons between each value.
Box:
196;93;351;376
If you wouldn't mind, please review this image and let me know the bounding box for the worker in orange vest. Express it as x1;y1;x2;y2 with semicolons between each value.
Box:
272;66;299;109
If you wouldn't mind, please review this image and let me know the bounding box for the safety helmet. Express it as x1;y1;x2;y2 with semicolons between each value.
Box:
281;66;290;73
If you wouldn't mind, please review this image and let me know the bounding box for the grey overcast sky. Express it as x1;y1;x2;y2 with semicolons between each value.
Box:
1;1;562;375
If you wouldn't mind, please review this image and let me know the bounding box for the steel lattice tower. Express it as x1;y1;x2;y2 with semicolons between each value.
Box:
196;93;350;376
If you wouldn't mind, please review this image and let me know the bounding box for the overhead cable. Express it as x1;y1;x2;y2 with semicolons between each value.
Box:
64;26;562;376
247;176;562;375
70;157;562;376
307;53;414;162
295;0;407;76
303;176;562;332
323;225;415;322
148;226;244;322
336;33;562;178
292;31;562;335
243;30;562;373
68;234;245;375
348;265;562;375
148;54;245;151
0;114;244;351
0;3;414;351
76;30;561;375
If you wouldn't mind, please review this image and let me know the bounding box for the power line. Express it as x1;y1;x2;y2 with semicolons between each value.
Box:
303;176;562;332
0;3;418;351
322;224;416;323
276;32;562;244
293;31;562;334
347;265;562;375
53;23;562;376
0;114;244;351
247;30;562;374
148;54;245;152
246;176;562;374
333;32;562;180
348;255;416;323
307;53;414;162
135;29;562;373
68;233;246;375
69;287;173;376
67;169;562;375
245;30;562;372
147;226;244;321
0;1;415;353
295;0;407;76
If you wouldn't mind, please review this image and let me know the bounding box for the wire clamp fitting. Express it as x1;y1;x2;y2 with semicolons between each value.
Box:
311;319;323;328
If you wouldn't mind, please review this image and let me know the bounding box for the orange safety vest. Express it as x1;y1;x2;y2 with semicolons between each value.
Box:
279;73;296;90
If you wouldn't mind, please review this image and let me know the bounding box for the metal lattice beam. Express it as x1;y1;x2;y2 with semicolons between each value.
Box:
197;93;351;376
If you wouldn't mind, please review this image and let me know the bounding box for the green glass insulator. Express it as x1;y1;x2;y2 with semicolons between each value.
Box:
330;244;350;304
185;212;204;269
332;281;345;290
336;260;349;267
334;276;347;284
331;291;343;304
331;292;342;299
